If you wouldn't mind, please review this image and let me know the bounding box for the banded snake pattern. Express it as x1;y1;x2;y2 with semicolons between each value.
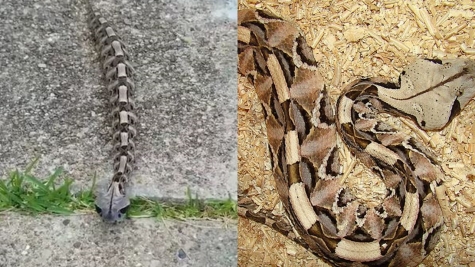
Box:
238;8;475;266
86;2;137;223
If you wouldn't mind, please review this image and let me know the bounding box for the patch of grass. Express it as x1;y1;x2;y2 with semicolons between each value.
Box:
0;158;83;215
0;161;236;220
128;189;237;219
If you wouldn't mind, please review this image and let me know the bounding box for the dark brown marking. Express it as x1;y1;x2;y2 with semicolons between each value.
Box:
256;9;282;20
355;137;371;149
363;84;380;97
319;89;336;124
344;90;362;100
424;58;443;64
282;100;295;132
295;35;319;67
300;159;316;192
287;162;301;185
446;99;461;125
325;147;341;176
395;69;469;100
274;49;296;88
307;223;339;251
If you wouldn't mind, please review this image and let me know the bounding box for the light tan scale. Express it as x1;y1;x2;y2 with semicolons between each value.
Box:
238;8;475;267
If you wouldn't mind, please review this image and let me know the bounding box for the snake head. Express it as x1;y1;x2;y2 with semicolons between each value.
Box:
376;58;475;130
95;181;130;223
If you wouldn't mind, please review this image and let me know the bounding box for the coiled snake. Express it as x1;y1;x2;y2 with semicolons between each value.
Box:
86;3;137;223
238;9;475;266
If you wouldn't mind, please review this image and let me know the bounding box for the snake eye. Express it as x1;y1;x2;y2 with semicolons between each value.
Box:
95;205;102;215
119;205;130;215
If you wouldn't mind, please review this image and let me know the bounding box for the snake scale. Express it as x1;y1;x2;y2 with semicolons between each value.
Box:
86;2;138;223
238;9;475;266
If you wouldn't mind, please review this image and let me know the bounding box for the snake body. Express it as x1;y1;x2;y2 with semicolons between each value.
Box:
238;9;475;266
87;4;138;223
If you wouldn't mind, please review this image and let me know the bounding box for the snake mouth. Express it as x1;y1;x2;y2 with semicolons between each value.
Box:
95;205;130;223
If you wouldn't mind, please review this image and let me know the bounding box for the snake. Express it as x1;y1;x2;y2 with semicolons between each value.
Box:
238;8;475;266
86;2;138;223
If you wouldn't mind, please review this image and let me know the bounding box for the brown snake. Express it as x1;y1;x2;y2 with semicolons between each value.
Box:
87;2;137;223
238;9;475;266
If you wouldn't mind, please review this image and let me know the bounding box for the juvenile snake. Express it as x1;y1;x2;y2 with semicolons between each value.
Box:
238;9;475;266
87;3;138;223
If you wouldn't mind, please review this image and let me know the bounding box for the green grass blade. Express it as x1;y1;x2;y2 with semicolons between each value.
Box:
2;190;24;206
23;174;50;192
45;168;64;188
8;170;24;189
46;206;73;215
23;197;46;212
25;157;40;174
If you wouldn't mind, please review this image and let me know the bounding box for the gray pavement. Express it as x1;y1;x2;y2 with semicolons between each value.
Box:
0;213;237;267
0;0;237;266
0;0;237;200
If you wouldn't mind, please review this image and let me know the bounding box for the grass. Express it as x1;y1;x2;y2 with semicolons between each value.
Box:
0;158;237;220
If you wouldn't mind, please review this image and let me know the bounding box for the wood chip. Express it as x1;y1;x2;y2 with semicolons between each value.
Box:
444;23;467;40
461;43;475;55
419;7;443;39
465;207;475;213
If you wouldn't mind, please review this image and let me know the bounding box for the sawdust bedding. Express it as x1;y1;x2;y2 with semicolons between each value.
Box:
237;0;475;266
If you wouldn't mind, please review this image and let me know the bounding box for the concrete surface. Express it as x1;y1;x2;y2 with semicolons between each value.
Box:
0;0;237;200
0;213;237;267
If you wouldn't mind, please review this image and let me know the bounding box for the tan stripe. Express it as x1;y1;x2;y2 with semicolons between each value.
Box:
117;63;127;78
289;183;317;230
335;239;382;262
118;156;127;173
119;111;129;124
98;18;107;25
105;27;116;38
285;131;300;165
118;86;128;103
237;26;251;44
400;192;419;231
337;96;353;124
120;132;129;147
365;142;400;165
267;54;290;103
112;41;124;57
